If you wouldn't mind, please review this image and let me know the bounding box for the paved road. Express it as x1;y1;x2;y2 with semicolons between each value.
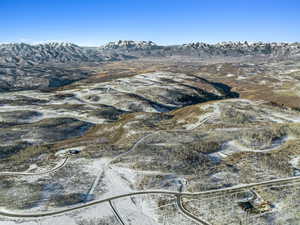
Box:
87;115;209;197
0;157;69;176
176;195;212;225
85;118;209;222
109;200;126;225
0;175;299;218
86;132;155;197
0;113;297;223
85;132;157;222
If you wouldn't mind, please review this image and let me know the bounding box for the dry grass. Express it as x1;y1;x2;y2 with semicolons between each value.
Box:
220;107;254;124
0;181;43;210
237;126;287;149
76;216;119;225
171;104;205;121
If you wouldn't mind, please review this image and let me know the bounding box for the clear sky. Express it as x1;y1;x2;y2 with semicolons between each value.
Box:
0;0;299;46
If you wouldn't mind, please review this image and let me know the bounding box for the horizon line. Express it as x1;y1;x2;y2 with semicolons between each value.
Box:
1;40;300;47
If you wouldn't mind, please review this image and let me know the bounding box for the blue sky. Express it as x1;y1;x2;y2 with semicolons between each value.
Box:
0;0;299;46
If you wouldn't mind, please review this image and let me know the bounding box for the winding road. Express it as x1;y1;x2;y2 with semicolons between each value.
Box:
176;195;212;225
0;175;299;219
87;117;209;224
0;157;69;176
86;132;156;198
109;200;126;225
1;114;299;224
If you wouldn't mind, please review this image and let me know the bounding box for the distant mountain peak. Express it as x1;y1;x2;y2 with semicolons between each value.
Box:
0;42;106;65
0;41;299;67
101;40;158;50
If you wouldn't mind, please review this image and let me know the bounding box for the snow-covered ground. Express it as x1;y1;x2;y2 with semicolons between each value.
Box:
209;135;292;162
0;158;174;225
290;156;300;168
0;105;106;124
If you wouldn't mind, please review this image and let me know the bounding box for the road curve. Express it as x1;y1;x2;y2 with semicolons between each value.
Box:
86;132;155;197
0;175;299;218
87;116;208;197
0;157;69;176
0;115;296;222
176;195;212;225
109;200;126;225
85;118;208;219
85;132;157;220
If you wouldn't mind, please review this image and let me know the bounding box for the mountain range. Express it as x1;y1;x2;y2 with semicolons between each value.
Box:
1;40;300;92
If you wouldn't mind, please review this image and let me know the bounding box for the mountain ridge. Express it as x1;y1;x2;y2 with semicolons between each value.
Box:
0;40;299;66
1;40;300;92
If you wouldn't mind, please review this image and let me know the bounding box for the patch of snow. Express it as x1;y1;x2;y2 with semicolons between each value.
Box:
226;73;235;77
290;156;300;168
237;76;247;80
210;136;292;161
24;164;38;172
